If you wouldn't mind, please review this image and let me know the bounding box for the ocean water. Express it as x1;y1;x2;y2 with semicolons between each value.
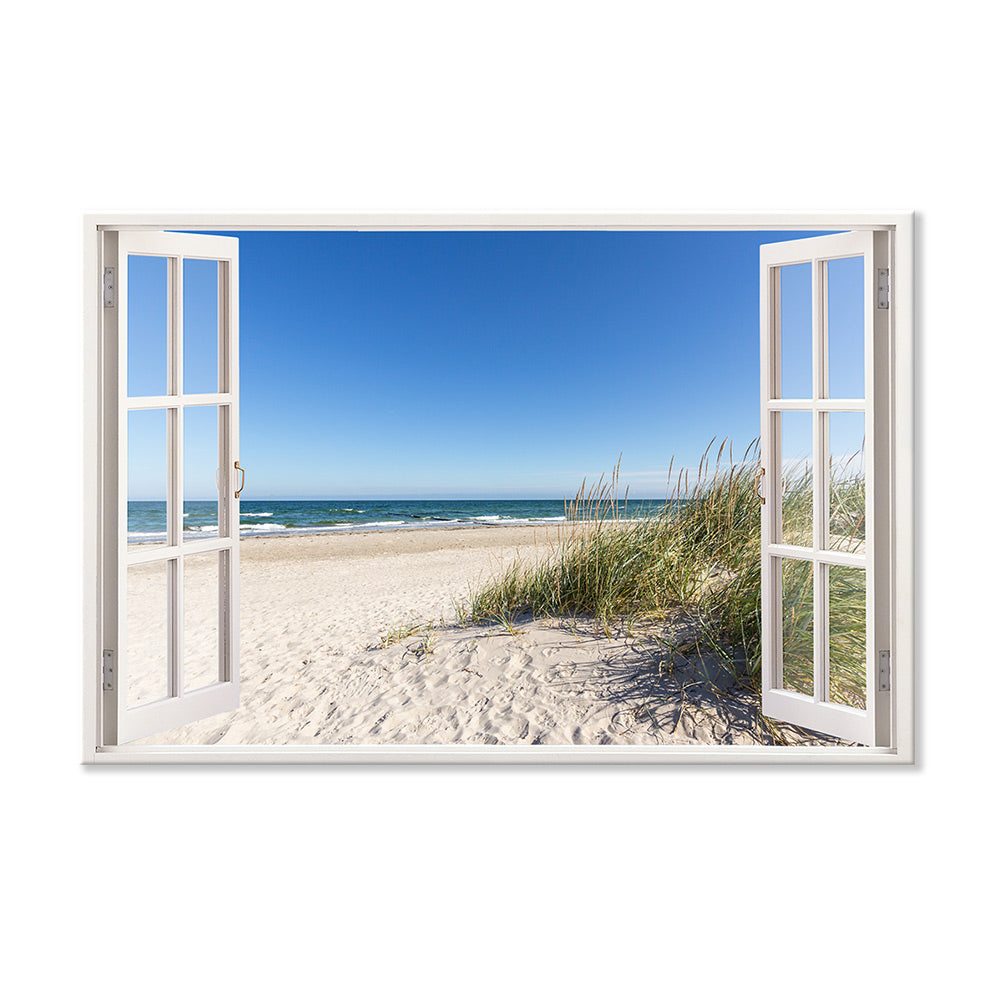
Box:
128;498;669;543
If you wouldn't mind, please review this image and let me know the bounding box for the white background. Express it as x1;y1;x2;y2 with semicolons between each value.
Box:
1;2;993;997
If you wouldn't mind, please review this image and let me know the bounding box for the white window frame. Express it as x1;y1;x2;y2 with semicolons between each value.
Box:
105;231;241;745
82;212;914;764
759;231;891;746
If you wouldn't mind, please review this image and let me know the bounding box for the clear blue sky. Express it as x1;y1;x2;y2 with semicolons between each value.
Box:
128;230;849;500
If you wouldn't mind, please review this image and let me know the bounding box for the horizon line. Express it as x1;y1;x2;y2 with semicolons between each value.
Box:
129;495;676;502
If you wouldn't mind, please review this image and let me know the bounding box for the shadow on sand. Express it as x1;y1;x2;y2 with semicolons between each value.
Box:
510;614;853;747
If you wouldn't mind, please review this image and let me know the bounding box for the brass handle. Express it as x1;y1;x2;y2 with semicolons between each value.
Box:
754;466;766;505
234;461;246;499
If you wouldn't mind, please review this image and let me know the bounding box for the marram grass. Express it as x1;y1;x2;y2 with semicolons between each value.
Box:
467;440;867;728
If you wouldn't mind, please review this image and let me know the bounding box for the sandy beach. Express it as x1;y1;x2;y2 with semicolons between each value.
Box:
129;524;817;746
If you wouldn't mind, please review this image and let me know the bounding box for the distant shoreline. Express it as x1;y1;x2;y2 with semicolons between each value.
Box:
128;511;666;546
238;517;569;539
128;517;577;546
128;517;656;549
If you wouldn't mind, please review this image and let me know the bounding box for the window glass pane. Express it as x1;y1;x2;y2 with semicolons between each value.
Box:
781;558;814;696
827;256;865;399
126;560;171;707
183;258;220;394
184;406;224;540
779;262;812;398
828;565;866;709
828;411;865;554
127;255;169;397
128;409;168;549
184;551;223;692
779;411;812;546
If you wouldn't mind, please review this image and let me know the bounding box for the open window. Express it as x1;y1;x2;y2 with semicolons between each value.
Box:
759;231;892;747
101;231;240;744
84;214;913;762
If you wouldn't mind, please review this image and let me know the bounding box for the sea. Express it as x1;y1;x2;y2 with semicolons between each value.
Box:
128;498;669;544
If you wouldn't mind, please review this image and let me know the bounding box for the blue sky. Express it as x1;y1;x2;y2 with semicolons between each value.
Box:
128;229;854;500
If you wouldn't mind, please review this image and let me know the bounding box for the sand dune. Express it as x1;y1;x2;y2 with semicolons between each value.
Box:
129;525;829;747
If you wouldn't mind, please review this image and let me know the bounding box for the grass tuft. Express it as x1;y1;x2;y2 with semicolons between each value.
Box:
377;620;428;649
468;438;867;728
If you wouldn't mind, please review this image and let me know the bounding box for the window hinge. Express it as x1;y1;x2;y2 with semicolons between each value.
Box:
102;649;115;691
878;649;891;692
877;268;890;309
103;267;115;308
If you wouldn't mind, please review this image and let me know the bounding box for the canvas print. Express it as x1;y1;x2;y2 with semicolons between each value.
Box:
105;226;890;750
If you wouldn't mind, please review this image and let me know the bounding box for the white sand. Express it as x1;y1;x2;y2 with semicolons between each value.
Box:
128;525;817;746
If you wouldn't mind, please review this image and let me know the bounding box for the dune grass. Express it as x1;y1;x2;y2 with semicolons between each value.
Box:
468;443;763;662
467;439;868;724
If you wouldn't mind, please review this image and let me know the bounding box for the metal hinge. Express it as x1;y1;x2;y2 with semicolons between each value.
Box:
877;268;890;309
878;649;891;692
102;649;115;691
103;267;115;308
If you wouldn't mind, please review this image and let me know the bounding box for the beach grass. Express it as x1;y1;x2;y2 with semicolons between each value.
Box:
377;620;430;648
467;440;868;728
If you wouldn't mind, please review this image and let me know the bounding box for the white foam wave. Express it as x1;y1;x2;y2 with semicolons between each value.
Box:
242;512;273;518
471;514;566;524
